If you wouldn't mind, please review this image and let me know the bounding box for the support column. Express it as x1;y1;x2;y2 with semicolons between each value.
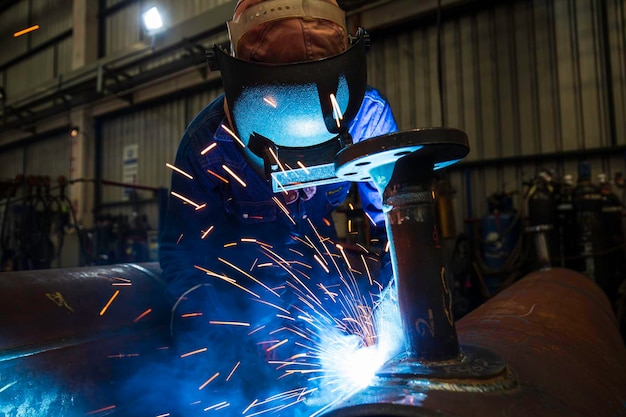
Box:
70;0;99;229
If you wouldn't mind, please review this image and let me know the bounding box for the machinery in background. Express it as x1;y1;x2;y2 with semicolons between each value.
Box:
0;175;85;271
0;176;165;270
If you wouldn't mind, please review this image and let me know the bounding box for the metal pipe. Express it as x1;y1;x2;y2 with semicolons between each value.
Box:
384;156;458;361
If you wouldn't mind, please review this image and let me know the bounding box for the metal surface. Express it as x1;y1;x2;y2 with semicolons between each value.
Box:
0;262;172;416
323;268;626;416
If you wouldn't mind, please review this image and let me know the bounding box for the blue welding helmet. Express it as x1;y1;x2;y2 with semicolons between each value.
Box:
207;28;369;192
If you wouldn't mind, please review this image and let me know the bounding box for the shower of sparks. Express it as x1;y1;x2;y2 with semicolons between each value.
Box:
201;142;218;155
222;165;247;187
99;290;120;316
146;179;401;415
220;124;245;148
329;94;344;128
170;191;203;209
166;162;193;179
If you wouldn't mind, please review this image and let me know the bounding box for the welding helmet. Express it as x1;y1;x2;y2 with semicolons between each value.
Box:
206;0;370;192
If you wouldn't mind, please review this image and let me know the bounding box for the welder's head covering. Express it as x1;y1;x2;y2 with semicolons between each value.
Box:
229;0;348;63
209;0;369;191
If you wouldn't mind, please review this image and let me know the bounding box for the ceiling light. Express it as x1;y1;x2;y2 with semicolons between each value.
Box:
142;7;163;32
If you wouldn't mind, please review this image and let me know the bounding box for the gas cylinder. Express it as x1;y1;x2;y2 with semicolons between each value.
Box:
599;173;625;303
526;171;557;270
555;173;575;268
480;192;521;294
570;161;608;283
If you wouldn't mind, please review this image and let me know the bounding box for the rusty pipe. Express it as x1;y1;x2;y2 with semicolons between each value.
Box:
322;268;626;416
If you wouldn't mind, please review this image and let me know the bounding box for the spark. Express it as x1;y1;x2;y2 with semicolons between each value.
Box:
263;96;278;108
224;242;237;248
180;347;207;358
364;211;376;226
272;196;296;225
329;93;344;128
322;218;331;227
208;321;250;327
0;381;17;393
361;254;373;286
220;123;245;147
170;191;203;209
241;238;256;243
296;161;310;174
194;265;260;298
207;169;229;183
314;254;330;273
289;247;304;257
200;142;217;155
226;362;240;381
218;257;280;297
222;164;247;187
267;146;286;172
348;203;354;211
201;225;215;239
385;240;390;252
133;308;152;323
13;25;39;37
199;372;220;390
181;312;203;318
165;162;193;179
336;244;352;270
176;234;183;244
203;401;229;412
85;405;116;415
266;339;288;352
99;290;120;316
155;413;170;417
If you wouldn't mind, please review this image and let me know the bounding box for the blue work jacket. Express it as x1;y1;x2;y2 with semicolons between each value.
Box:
159;86;398;301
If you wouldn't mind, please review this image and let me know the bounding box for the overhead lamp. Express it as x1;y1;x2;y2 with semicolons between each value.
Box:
142;7;164;33
69;126;80;138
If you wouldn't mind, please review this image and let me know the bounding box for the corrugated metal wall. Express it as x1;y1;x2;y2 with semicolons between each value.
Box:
97;85;222;222
103;0;232;56
0;134;70;180
0;0;72;100
368;0;626;223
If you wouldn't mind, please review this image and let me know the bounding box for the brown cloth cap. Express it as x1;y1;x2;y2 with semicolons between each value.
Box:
232;0;348;63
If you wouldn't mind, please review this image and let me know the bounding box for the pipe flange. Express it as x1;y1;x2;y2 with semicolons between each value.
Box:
376;345;516;393
335;128;470;181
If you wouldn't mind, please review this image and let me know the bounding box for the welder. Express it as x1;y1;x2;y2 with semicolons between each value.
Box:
158;0;398;413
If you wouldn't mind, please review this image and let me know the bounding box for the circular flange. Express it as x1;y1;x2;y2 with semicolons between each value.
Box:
335;128;470;181
374;345;516;393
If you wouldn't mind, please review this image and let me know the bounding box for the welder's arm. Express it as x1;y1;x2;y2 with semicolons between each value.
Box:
159;134;226;302
352;90;398;243
350;89;398;289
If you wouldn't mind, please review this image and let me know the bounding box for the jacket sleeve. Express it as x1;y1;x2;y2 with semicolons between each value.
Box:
158;132;226;301
350;88;399;237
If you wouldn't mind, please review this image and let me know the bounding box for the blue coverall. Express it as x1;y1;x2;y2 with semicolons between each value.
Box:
158;86;397;413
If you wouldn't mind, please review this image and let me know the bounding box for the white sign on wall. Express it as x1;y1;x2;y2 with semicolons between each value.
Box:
123;144;138;201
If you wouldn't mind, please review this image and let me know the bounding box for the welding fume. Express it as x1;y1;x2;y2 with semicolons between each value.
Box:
156;0;401;414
